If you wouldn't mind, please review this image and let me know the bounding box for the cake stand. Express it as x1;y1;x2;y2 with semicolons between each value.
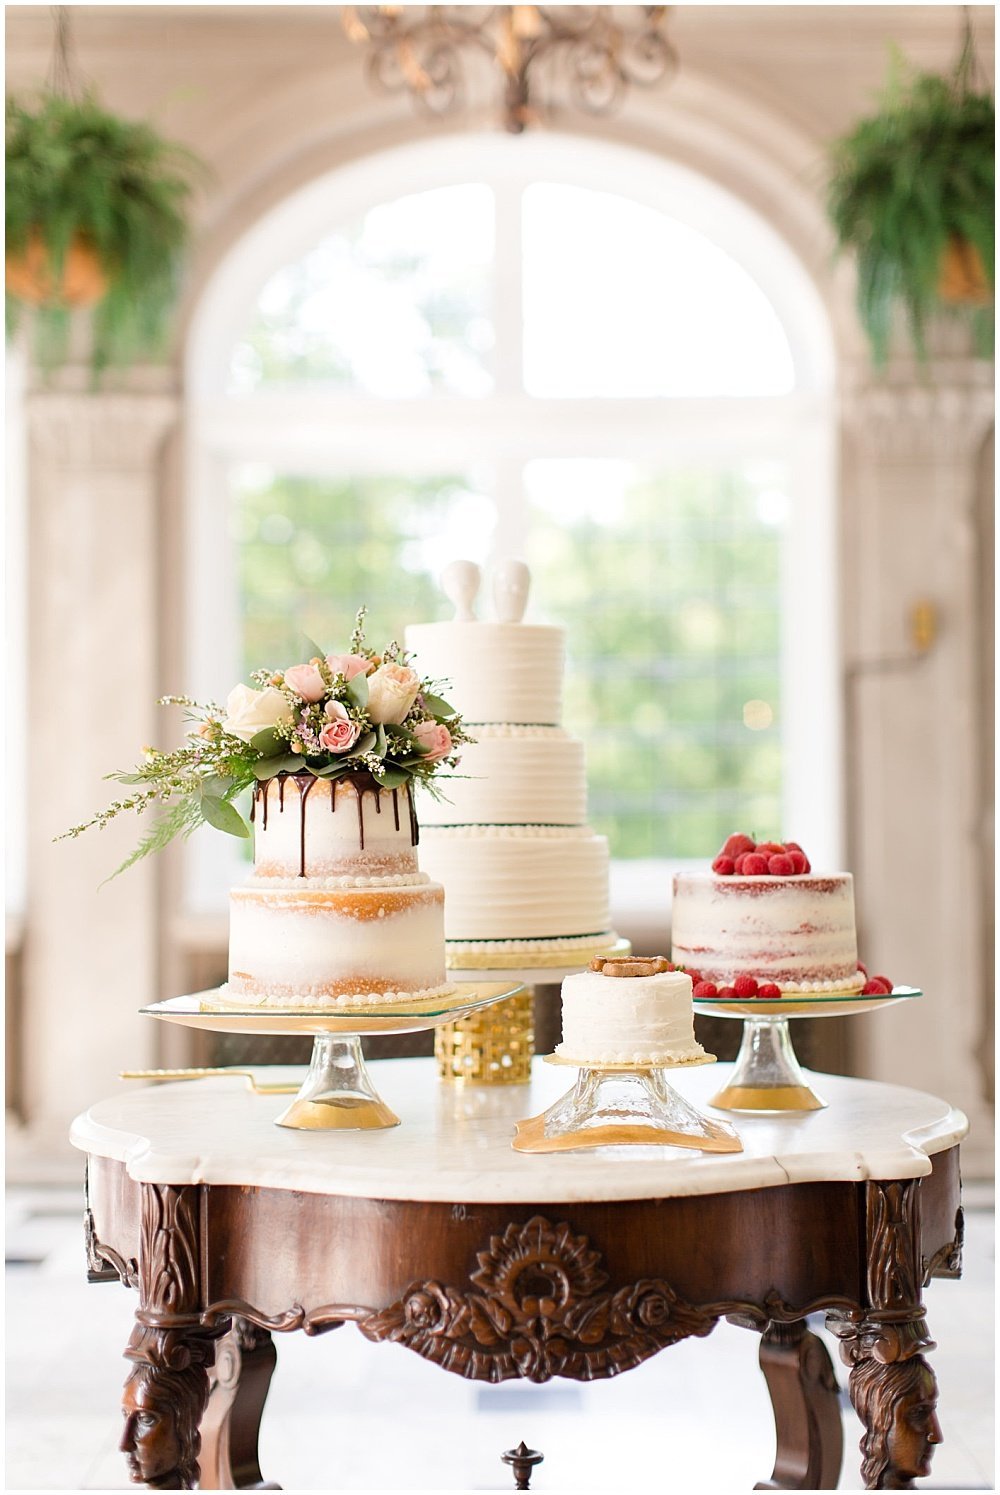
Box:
512;1053;743;1155
141;982;523;1131
693;987;922;1112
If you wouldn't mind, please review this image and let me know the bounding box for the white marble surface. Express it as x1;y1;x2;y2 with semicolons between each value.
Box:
69;1058;968;1204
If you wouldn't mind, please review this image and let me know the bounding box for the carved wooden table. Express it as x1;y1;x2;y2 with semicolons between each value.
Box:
70;1058;968;1492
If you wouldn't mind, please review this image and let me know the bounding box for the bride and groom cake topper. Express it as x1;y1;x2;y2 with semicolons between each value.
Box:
441;557;531;624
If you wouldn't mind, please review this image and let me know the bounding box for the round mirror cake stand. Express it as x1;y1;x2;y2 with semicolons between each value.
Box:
141;982;524;1131
693;987;922;1113
513;1054;742;1154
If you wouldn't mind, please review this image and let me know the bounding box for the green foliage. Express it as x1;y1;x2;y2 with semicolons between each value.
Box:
5;89;204;371
827;47;994;363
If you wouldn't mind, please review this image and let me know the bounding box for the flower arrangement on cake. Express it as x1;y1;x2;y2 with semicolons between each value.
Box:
60;608;470;878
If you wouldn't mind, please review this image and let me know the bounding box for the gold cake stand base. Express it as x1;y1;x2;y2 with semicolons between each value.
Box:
512;1055;742;1155
708;1083;826;1114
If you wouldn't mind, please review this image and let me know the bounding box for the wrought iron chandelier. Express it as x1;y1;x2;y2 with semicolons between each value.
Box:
341;6;677;133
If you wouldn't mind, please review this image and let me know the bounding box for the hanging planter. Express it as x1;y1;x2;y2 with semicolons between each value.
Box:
826;27;994;364
5;87;204;372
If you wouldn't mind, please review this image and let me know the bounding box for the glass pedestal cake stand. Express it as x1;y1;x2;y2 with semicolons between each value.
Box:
141;982;523;1131
694;987;922;1113
512;1053;743;1155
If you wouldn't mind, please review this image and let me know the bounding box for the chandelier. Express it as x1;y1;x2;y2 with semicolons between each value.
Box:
341;6;677;133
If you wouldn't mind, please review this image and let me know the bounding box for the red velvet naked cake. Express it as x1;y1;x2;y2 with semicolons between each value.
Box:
671;833;876;998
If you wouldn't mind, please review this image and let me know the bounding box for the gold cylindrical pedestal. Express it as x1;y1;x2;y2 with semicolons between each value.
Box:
435;990;534;1084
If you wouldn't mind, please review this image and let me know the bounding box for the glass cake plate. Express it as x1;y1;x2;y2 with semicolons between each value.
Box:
142;982;523;1131
693;986;922;1112
512;1052;742;1155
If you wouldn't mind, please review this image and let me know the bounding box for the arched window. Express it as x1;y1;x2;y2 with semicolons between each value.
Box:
185;134;837;912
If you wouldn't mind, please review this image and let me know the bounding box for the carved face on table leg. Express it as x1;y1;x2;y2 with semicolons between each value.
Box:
120;1363;201;1489
852;1354;942;1489
885;1361;942;1483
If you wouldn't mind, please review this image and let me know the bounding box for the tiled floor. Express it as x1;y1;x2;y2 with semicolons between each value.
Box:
5;1185;994;1493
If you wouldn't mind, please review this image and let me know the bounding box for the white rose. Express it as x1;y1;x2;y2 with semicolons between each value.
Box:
366;663;421;725
222;684;293;743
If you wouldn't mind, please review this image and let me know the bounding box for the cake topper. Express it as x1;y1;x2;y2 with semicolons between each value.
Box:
493;558;530;624
441;559;481;621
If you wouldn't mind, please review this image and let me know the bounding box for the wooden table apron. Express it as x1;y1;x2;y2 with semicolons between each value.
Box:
79;1075;965;1493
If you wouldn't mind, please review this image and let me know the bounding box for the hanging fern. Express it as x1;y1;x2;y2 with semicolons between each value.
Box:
5;90;205;372
827;46;994;364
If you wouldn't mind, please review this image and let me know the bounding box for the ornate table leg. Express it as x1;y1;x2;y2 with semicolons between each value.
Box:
120;1184;224;1490
754;1320;843;1491
829;1179;944;1491
199;1320;281;1490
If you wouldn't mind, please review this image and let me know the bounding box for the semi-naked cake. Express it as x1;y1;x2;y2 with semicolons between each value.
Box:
405;560;615;957
670;832;865;995
555;957;708;1067
225;771;452;1009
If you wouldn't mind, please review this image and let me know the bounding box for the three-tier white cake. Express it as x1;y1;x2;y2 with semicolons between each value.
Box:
406;561;615;958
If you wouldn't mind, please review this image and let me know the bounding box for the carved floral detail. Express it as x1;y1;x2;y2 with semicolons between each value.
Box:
359;1214;717;1382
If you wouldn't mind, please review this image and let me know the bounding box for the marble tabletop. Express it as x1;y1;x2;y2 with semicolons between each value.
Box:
69;1058;968;1205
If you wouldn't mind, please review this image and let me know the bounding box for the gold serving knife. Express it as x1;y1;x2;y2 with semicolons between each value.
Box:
119;1068;299;1095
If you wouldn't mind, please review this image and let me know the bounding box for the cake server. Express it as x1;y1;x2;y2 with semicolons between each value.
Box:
119;1067;299;1094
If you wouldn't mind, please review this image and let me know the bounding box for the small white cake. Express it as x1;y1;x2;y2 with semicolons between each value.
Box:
555;960;708;1067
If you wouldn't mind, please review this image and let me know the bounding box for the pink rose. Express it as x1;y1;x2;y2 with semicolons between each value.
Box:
284;663;326;703
366;663;422;725
412;720;453;761
319;700;361;755
326;653;374;682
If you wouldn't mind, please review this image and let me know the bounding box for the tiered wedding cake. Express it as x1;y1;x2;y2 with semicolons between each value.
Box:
226;772;453;1009
406;561;615;958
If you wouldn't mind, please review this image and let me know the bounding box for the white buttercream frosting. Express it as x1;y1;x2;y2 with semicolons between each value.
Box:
251;775;419;879
214;980;455;1011
419;729;586;826
405;621;565;725
246;873;430;889
419;828;611;940
671;873;860;987
556;969;707;1066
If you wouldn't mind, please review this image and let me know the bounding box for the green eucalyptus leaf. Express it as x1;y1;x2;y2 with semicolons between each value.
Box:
249;727;283;756
198;793;250;838
252;754;305;780
353;731;377;756
299;634;327;663
346;671;369;709
422;692;457;718
371;764;409;789
374;724;387;757
200;775;234;799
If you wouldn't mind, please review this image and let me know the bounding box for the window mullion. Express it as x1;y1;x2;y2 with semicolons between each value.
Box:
492;174;524;400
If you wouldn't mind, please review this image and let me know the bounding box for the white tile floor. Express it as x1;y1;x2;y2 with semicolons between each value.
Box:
5;1184;994;1493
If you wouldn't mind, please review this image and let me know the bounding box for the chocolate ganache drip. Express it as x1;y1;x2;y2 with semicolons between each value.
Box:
251;771;419;876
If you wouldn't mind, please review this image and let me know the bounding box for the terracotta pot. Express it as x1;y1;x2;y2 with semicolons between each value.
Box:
5;231;108;308
937;236;992;306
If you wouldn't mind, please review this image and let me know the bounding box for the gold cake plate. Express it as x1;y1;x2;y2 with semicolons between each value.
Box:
446;936;631;983
512;1051;743;1155
141;982;523;1131
693;986;922;1112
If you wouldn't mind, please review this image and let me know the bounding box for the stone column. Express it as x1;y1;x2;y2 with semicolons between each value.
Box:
840;365;994;1170
22;388;179;1154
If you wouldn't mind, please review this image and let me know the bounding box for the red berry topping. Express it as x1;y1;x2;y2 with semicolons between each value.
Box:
756;841;785;857
798;857;811;873
733;974;759;997
872;975;894;992
787;850;808;874
861;978;892;995
741;852;770;875
768;854;795;875
857;962;868;977
712;855;736;876
684;969;703;985
693;981;718;998
784;841;803;853
717;985;737;998
757;983;782;999
722;832;756;860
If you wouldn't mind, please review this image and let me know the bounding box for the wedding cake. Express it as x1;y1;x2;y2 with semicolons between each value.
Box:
670;832;866;996
226;772;453;1009
405;560;616;957
555;956;708;1066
